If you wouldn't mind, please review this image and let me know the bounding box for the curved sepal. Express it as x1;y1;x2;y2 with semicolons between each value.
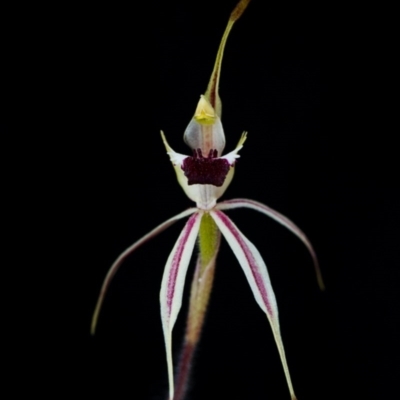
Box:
210;209;297;400
90;207;197;335
217;198;325;290
160;212;203;400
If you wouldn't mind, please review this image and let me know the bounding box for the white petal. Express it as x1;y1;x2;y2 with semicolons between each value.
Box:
221;131;247;165
90;207;197;335
161;130;188;166
160;211;203;400
210;209;297;400
216;198;324;290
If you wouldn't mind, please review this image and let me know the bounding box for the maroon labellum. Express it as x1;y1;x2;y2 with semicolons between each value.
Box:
182;148;231;186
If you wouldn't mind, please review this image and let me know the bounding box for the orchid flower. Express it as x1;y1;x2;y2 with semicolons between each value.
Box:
91;1;324;399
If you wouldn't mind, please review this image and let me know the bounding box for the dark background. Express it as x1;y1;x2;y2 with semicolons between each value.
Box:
21;1;397;399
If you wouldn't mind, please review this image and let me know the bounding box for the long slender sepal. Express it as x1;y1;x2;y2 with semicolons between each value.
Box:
217;198;325;290
160;212;203;400
90;207;197;335
204;0;251;116
210;209;297;400
174;213;221;400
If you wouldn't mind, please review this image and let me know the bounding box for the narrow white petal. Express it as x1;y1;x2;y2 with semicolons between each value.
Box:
160;212;203;400
91;207;197;335
216;198;324;290
221;131;248;165
210;209;297;400
161;130;188;166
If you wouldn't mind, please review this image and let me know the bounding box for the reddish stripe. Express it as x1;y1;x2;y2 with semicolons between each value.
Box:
224;199;299;233
220;199;319;271
166;213;198;313
215;210;273;316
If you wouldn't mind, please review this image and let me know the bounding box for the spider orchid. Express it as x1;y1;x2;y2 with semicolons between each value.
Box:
91;1;324;399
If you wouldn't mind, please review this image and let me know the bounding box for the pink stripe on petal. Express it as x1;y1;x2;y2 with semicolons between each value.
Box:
211;211;277;318
160;211;202;400
91;207;197;335
210;209;297;399
166;213;199;313
217;198;324;290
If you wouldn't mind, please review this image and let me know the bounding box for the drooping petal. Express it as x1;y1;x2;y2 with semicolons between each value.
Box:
90;207;197;335
210;209;297;400
160;211;203;400
174;213;221;400
216;198;325;290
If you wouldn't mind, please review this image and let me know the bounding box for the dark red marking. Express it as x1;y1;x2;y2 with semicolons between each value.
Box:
182;149;230;187
167;214;198;311
215;210;274;317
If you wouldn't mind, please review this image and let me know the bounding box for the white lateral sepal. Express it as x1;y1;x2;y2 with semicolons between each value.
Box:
160;211;203;400
210;209;297;400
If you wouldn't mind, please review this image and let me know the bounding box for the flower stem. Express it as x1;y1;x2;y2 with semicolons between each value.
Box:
173;213;220;400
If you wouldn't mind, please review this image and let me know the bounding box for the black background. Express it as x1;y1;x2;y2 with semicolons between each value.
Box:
18;1;397;399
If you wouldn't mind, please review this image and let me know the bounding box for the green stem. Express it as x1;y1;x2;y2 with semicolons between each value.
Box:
174;213;220;400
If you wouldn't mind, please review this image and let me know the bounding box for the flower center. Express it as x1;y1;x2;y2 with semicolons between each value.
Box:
181;149;230;187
